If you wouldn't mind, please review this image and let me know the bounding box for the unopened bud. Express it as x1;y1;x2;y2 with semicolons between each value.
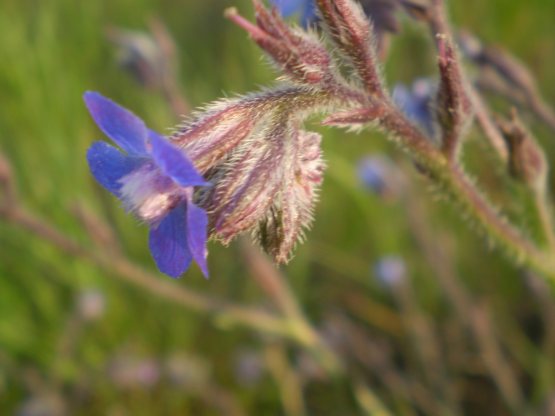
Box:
497;109;548;191
106;24;175;91
174;86;330;263
435;33;473;157
226;4;333;86
458;31;541;109
316;0;384;94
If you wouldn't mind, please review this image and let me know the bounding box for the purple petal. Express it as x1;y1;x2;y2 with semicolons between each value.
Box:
300;0;317;27
149;131;208;187
84;91;148;156
87;141;143;196
148;204;192;278
186;202;209;278
270;0;305;16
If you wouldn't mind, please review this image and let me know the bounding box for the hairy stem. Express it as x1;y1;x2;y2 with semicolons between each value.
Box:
375;104;555;280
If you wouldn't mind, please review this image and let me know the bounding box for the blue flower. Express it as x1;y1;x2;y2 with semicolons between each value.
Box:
357;156;389;195
357;155;404;199
84;91;210;278
392;78;436;138
270;0;317;27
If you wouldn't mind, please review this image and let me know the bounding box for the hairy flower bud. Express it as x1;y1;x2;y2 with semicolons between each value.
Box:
497;110;548;191
435;33;473;158
316;0;384;94
226;3;333;86
458;31;538;103
172;86;330;263
255;130;324;262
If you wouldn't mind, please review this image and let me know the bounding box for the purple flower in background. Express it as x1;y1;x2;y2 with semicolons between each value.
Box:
393;78;436;139
84;92;210;278
357;155;404;199
357;156;389;195
270;0;317;27
373;256;406;288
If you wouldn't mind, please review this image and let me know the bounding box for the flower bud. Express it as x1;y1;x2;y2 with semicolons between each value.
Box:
172;86;330;263
497;110;548;191
254;130;325;263
435;34;473;157
106;23;175;91
316;0;384;94
226;3;333;86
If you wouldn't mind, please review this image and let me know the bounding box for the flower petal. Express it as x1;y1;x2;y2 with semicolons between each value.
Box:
149;131;209;187
148;203;192;278
270;0;305;17
87;141;143;196
84;91;148;156
186;202;209;278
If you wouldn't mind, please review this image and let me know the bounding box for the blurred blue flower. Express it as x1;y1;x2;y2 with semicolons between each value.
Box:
107;27;170;90
393;78;436;138
234;349;265;386
84;91;210;278
357;156;389;195
270;0;317;27
373;256;406;287
357;155;403;198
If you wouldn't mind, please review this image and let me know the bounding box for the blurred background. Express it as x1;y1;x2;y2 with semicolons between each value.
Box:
1;0;555;414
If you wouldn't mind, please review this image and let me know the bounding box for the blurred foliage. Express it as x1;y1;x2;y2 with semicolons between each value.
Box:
1;0;555;415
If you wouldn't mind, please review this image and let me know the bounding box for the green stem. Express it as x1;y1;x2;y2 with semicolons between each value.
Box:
380;106;555;282
532;190;555;250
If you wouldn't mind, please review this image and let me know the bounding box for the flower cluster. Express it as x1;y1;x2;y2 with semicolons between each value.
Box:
86;0;531;281
84;0;406;278
86;86;328;276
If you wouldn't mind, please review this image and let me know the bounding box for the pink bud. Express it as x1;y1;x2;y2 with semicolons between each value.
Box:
226;4;333;86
